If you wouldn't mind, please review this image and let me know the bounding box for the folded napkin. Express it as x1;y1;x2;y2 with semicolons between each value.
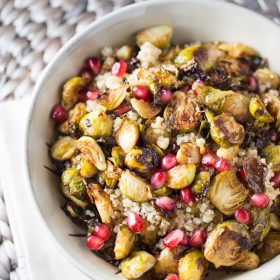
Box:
0;97;90;280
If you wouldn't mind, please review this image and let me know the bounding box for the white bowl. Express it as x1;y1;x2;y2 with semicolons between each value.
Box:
25;0;280;279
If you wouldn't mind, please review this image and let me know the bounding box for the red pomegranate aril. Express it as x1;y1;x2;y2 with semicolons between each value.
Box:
271;173;280;189
86;89;99;100
151;170;167;189
155;197;176;212
87;57;101;74
201;151;218;168
270;132;278;142
190;229;206;248
111;60;127;77
127;212;145;233
180;188;195;205
165;274;179;280
163;229;184;249
132;86;150;101
192;79;205;96
94;224;111;241
159;88;172;104
161;154;177;171
86;235;104;251
79;69;92;80
50;104;68;123
251;193;270;209
215;158;232;172
114;103;132;116
247;76;258;92
179;233;190;246
237;168;247;184
234;208;251;225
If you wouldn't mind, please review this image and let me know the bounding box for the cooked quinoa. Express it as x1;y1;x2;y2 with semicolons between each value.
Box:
49;25;280;280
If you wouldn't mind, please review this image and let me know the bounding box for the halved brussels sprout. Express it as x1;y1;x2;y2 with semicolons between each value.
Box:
231;251;260;271
86;183;113;224
116;44;134;61
216;145;239;161
98;85;129;110
130;98;162;119
61;77;87;110
249;96;274;123
111;146;126;167
262;93;280;129
76;136;107;171
153;185;172;197
153;248;178;279
218;43;257;58
270;213;280;231
101;161;122;188
176;142;201;165
119;251;156;279
166;164;196;189
174;44;200;66
207;171;249;215
79;112;113;138
254;68;280;92
204;221;251;267
264;145;280;172
256;231;280;263
114;226;137;260
178;249;208;280
192;171;211;195
50;136;78;161
80;155;98;178
136;25;172;49
210;113;245;148
125;147;159;173
164;91;201;131
115;120;139;153
119;170;153;202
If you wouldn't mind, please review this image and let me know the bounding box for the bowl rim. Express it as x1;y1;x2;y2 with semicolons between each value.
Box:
23;0;280;279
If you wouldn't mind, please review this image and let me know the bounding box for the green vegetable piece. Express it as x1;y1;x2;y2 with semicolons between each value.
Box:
192;171;210;194
249;96;274;123
175;45;200;66
264;145;280;172
50;136;77;161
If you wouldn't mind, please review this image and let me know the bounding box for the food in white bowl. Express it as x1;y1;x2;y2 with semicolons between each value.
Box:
48;23;280;280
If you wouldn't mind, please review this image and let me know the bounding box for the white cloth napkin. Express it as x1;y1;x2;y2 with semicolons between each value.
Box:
0;97;91;280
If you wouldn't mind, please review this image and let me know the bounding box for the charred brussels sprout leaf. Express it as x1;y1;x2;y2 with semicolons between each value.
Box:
249;96;274;123
101;161;122;188
231;251;260;271
111;146;126;167
50;136;78;161
175;44;200;66
264;145;280;172
131;98;162;119
262;93;280;130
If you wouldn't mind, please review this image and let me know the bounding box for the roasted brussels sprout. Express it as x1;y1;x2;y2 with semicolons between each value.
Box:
166;164;196;189
79;112;113;138
111;146;126;167
153;248;178;279
264;145;280;172
115;120;140;153
119;251;156;279
209;113;245;148
61;77;87;110
216;145;239;161
249;96;274;123
270;213;280;231
76;136;106;171
87;183;113;224
204;221;251;267
135;25;172;49
153;185;172;197
207;171;249;215
176;142;201;165
231;251;260;271
116;44;134;61
119;170;153;202
178;249;208;280
192;171;211;195
101;161;122;188
262;93;280;129
254;68;280;92
125;147;159;173
218;43;257;58
114;226;137;260
130;98;162;119
50;136;78;161
174;44;200;66
80;155;98;178
256;231;280;263
164;91;201;131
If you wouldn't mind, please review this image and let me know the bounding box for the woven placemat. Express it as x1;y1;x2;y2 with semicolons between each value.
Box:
0;0;280;279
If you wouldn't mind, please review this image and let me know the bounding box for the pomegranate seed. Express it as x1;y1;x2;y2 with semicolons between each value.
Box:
163;229;184;249
192;79;205;96
215;158;232;172
151;170;167;189
251;193;270;209
237;168;247;184
113;103;132;116
155;197;176;212
247;76;258;92
201;151;218;168
270;132;278;142
161;154;177;171
111;60;127;77
271;173;280;188
86;235;104;251
165;274;179;280
50;104;68;123
180;188;195;205
234;208;251;225
86;89;99;100
179;84;190;93
159;88;172;104
127;212;145;233
132;86;150;101
79;69;92;80
179;233;190;246
190;229;206;248
94;224;111;241
87;57;101;74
